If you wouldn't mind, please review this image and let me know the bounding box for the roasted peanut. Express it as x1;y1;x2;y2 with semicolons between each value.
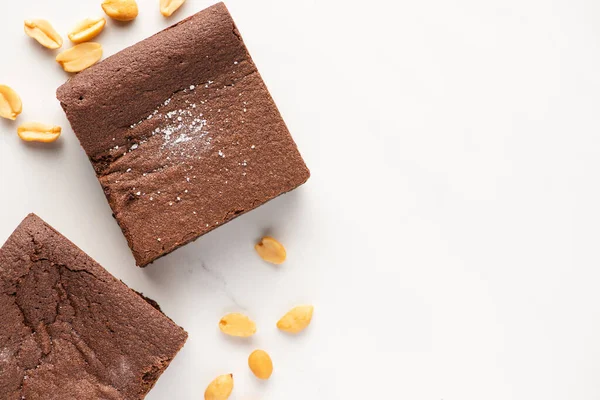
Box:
17;123;61;143
204;374;234;400
102;0;139;21
0;85;22;121
255;236;286;264
277;305;314;334
248;349;273;380
56;43;103;73
24;19;63;49
218;313;256;337
68;17;106;43
160;0;186;17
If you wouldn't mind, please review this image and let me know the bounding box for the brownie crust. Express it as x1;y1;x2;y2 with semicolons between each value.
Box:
57;2;310;267
0;214;187;399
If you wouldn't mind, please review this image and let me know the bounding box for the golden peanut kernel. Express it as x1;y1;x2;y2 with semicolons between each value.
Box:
218;313;257;337
255;236;286;264
204;374;234;400
56;43;103;73
68;17;106;43
24;19;63;49
17;123;61;143
0;85;23;121
248;349;273;380
102;0;139;21
160;0;186;17
277;305;314;334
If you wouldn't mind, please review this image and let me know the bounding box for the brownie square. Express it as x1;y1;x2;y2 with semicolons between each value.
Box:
0;214;187;399
57;2;310;267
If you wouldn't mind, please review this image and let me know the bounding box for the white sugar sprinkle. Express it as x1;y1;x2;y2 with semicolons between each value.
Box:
174;133;192;144
218;150;225;158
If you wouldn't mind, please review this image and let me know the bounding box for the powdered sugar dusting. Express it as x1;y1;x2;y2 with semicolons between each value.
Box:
126;82;213;156
118;74;254;214
130;80;213;151
174;133;192;144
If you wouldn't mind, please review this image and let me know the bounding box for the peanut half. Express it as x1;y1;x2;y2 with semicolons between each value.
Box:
204;374;234;400
102;0;139;21
56;43;103;73
218;313;256;337
248;349;273;380
277;305;314;334
24;19;63;49
255;236;287;264
68;17;106;44
160;0;186;17
0;85;23;121
17;123;61;143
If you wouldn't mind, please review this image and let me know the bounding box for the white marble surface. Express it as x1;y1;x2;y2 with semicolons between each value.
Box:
2;0;600;399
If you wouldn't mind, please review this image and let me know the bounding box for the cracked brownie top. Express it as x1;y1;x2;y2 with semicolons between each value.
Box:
56;2;310;267
0;214;187;400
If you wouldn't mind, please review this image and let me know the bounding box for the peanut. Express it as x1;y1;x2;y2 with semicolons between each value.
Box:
255;236;286;264
56;43;103;73
204;374;234;400
160;0;186;17
102;0;139;21
24;19;63;49
218;313;256;337
277;305;314;334
17;123;61;143
0;85;23;121
68;17;106;44
248;349;273;380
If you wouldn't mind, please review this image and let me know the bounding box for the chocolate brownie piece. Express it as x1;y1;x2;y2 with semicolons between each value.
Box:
0;214;187;399
56;2;310;267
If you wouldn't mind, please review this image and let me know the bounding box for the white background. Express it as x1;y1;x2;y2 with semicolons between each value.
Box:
2;0;600;399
